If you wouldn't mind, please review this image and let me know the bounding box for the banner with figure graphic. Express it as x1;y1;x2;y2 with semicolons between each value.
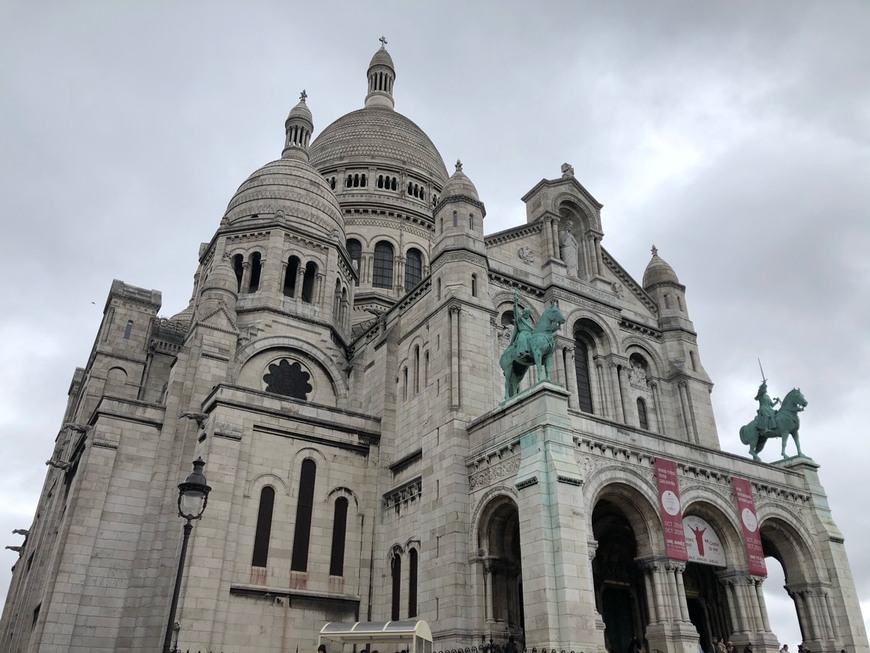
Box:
654;457;688;560
731;476;767;576
683;515;726;566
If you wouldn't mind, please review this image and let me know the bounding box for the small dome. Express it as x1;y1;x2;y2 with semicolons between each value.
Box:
202;256;238;295
441;160;479;202
169;300;195;324
642;245;680;288
286;93;313;124
369;44;395;70
223;157;344;237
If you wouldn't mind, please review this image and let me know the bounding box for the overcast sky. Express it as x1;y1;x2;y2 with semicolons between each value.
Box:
1;1;868;647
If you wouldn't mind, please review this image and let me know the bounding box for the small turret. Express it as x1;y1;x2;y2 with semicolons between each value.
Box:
432;160;487;261
198;253;238;317
282;90;314;161
364;37;395;109
643;245;690;323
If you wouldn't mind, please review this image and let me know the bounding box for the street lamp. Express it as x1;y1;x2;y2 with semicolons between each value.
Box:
162;457;212;653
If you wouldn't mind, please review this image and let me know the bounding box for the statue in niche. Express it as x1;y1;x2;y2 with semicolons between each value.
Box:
559;218;579;277
628;358;648;389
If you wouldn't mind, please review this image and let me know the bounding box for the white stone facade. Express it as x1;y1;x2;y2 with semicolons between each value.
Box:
1;43;867;653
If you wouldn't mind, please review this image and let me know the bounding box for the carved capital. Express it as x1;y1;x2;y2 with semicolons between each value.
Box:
666;560;686;574
448;304;462;316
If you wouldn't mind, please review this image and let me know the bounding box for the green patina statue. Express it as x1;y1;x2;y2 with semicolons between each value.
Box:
739;380;808;461
500;290;566;400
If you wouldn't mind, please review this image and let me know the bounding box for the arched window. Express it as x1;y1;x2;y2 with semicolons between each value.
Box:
404;248;423;291
302;261;317;303
407;182;413;195
677;295;684;311
391;177;397;191
346;175;352;188
424;351;429;386
408;548;418;618
232;254;244;291
452;211;458;227
440;216;444;233
403;367;408;401
330;177;336;190
123;320;133;340
346;239;362;286
471;274;478;298
574;338;594;413
469;214;474;229
663;293;671;309
378;175;384;189
284;256;300;297
251;486;275;567
689;350;698;372
291;459;316;571
248;252;262;293
637;397;649;430
414;346;420;394
373;242;394;289
391;552;401;620
361;174;367;187
329;497;348;577
333;278;342;319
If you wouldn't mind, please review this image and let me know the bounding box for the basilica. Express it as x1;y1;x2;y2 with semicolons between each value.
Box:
1;42;866;653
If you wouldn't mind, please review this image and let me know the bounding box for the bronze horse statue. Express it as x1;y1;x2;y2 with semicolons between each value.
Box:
500;303;566;400
739;387;807;461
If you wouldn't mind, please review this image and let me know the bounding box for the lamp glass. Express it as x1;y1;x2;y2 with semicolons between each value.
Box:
179;488;205;518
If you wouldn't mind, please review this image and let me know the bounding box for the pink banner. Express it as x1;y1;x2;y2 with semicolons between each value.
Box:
731;477;767;576
654;457;688;560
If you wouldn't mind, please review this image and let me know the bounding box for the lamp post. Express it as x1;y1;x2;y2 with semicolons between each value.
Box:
162;457;212;653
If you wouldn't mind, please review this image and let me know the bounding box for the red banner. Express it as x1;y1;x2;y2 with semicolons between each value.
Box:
731;477;767;576
654;457;688;560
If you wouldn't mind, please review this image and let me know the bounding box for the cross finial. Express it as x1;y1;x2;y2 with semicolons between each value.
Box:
455;159;463;172
379;36;388;48
299;89;307;102
651;244;658;257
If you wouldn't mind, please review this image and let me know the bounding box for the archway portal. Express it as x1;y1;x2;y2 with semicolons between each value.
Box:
479;498;525;640
592;499;647;653
683;562;732;649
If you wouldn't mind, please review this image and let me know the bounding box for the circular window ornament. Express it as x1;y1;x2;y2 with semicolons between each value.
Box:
661;490;681;516
263;359;313;400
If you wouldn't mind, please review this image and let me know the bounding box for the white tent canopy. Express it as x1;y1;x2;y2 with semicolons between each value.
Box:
319;620;433;653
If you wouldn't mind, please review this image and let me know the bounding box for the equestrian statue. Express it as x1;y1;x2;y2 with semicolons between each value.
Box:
500;290;566;400
739;371;808;461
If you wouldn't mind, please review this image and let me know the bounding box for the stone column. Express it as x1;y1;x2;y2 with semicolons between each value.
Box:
822;590;839;639
240;261;251;294
617;365;632;426
730;579;751;634
753;577;772;632
296;265;305;301
280;260;289;296
554;344;566;388
594;236;604;276
316;272;325;305
543;215;555;261
611;363;626;422
718;576;741;636
594;360;609;418
672;561;690;622
484;559;495;624
650;381;663;433
564;345;579;409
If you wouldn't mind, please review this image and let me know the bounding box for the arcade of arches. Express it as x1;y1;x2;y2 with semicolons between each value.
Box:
475;484;841;653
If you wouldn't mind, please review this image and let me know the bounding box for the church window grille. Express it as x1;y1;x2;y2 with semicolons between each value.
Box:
291;459;316;571
284;256;300;297
302;261;317;303
263;359;312;400
408;548;418;618
123;320;133;340
405;248;423;291
573;338;594;413
391;552;401;620
248;252;262;293
347;239;362;286
232;254;244;292
251;486;275;567
373;242;394;289
329;497;348;577
637;397;649;430
471;274;478;298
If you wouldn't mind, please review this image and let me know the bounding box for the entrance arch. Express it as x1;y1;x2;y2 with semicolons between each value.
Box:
477;495;525;640
591;483;659;653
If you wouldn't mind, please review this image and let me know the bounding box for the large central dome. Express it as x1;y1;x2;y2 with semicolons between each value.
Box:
309;107;448;185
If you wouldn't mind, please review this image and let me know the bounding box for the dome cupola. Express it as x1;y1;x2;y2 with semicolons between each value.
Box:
642;245;680;289
365;36;396;109
282;90;314;161
441;159;481;204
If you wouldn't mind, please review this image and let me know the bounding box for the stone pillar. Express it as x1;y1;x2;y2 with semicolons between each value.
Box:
551;218;560;261
543;215;555;261
650;381;664;433
730;580;751;634
594;236;603;276
594;359;609;418
296;265;305;300
717;575;741;636
610;364;626;422
449;305;461;408
554;344;566;388
316;272;325;305
672;561;690;622
484;559;495;624
564;345;579;410
617;364;632;426
240;260;251;293
753;577;772;632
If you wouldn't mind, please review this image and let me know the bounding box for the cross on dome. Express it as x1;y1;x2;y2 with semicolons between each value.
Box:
379;36;388;48
455;159;463;172
651;245;658;257
299;89;307;102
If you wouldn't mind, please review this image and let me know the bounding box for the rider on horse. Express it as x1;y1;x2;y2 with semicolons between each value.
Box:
509;290;535;360
754;381;780;435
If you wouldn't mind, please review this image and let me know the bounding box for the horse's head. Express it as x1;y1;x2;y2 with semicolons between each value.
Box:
784;387;808;411
537;304;566;333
